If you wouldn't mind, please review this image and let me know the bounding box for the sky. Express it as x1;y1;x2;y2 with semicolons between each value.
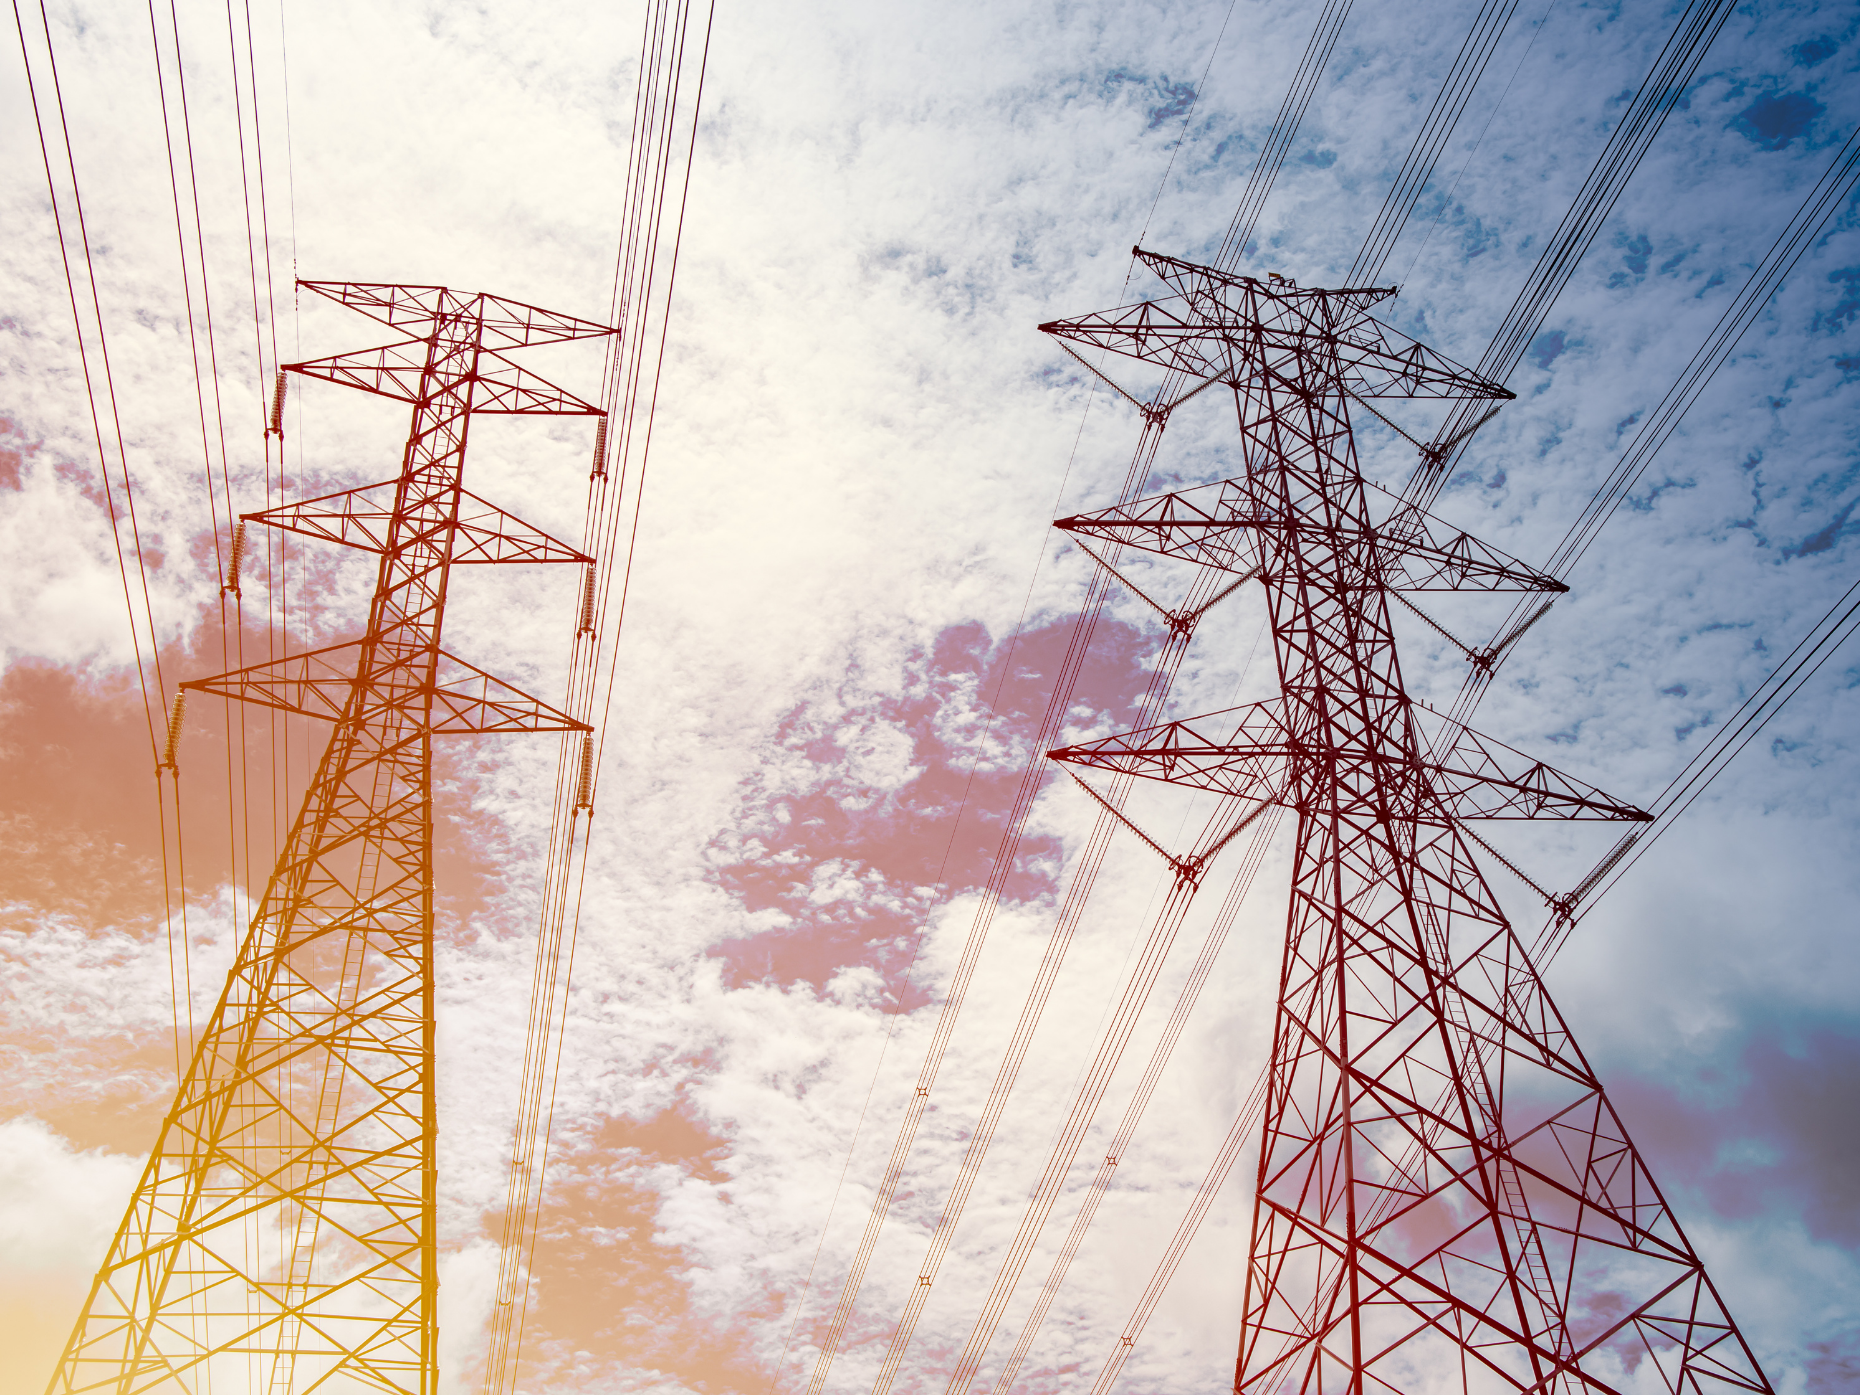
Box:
3;0;1860;1393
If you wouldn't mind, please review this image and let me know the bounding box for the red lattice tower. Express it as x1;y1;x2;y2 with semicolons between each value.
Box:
51;282;609;1395
1043;251;1772;1395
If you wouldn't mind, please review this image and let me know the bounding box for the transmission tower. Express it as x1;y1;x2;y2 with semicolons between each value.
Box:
50;281;611;1395
1044;251;1772;1394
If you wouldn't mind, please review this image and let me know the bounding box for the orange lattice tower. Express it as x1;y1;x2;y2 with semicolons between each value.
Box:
51;282;610;1395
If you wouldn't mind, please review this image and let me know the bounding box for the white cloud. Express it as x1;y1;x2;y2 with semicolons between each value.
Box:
4;0;1859;1391
0;1119;140;1391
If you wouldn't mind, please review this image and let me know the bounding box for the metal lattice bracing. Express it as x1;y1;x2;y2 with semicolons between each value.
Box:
1043;253;1772;1394
50;283;609;1395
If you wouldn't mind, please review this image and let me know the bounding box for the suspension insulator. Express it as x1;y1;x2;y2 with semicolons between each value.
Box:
223;521;247;597
574;735;595;811
590;415;608;480
268;370;288;437
161;692;188;772
578;563;597;636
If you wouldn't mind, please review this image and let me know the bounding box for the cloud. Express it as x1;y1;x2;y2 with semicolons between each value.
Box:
4;0;1860;1392
0;1119;140;1391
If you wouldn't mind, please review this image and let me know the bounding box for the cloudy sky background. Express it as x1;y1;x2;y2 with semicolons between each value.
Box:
4;0;1860;1391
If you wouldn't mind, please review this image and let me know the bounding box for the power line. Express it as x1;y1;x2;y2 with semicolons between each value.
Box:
1407;0;1741;509
1548;564;1860;938
1214;0;1352;271
1441;123;1860;736
480;3;719;1388
1088;125;1860;1373
1347;0;1518;285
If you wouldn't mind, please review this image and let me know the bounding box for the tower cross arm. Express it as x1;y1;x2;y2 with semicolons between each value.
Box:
1057;482;1564;592
298;281;449;335
1055;486;1259;576
1426;722;1652;821
1048;701;1292;804
1039;305;1511;402
470;347;604;415
1330;317;1513;401
1049;703;1649;822
1368;494;1566;593
244;482;593;564
298;280;617;348
243;483;584;565
288;340;431;405
285;345;603;416
181;643;590;734
1039;251;1512;403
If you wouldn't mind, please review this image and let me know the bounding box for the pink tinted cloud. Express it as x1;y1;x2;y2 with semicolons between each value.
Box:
707;617;1155;999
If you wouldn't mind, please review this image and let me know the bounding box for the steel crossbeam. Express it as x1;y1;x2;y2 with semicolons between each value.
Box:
243;481;591;565
299;280;618;349
1056;474;1568;594
51;283;611;1395
183;641;589;734
1040;249;1497;399
1050;701;1653;823
290;341;602;416
1038;253;1771;1395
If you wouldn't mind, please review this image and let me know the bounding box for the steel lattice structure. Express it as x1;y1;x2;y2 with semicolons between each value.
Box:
50;282;610;1395
1043;251;1772;1394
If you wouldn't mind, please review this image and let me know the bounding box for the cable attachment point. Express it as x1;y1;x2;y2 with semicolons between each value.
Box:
574;734;595;812
577;563;597;637
590;415;609;480
222;521;247;598
1070;536;1256;643
159;692;187;774
268;369;289;439
1552;831;1641;924
1468;598;1556;675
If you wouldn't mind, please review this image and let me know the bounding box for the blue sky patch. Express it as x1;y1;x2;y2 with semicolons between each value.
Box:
1732;91;1824;150
1610;232;1653;287
1793;36;1839;68
1817;267;1860;334
1146;79;1195;131
1211;130;1249;164
1786;496;1858;559
1530;329;1568;370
